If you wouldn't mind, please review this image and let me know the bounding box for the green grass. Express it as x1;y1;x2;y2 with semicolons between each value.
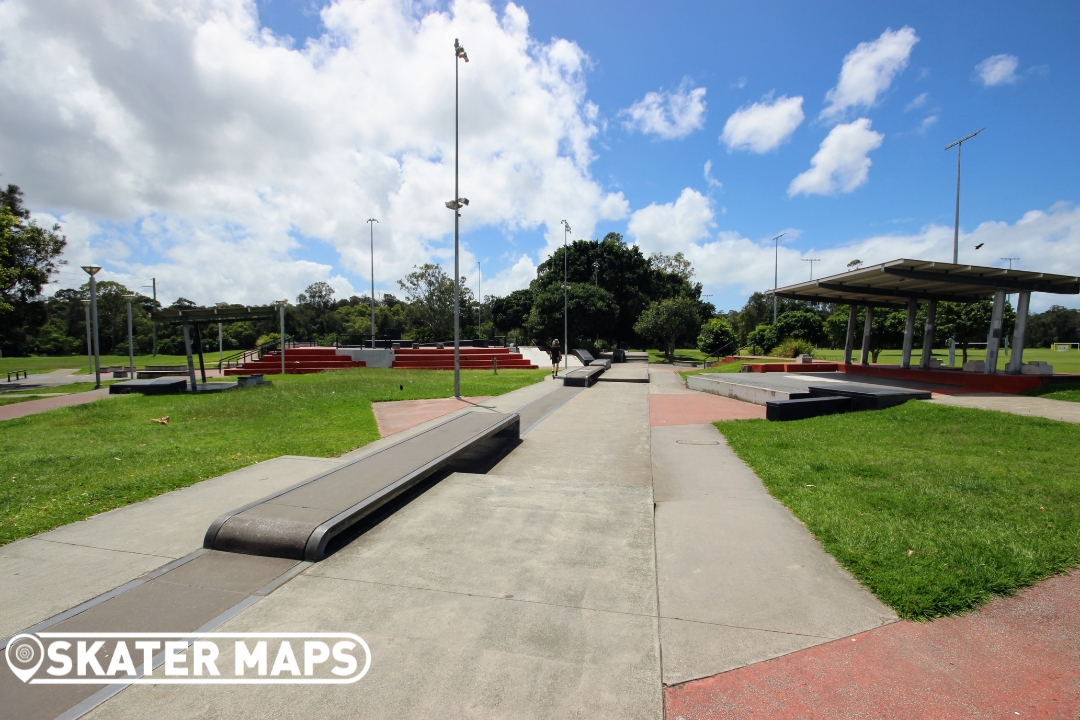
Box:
0;354;193;375
646;348;711;364
813;346;1080;375
1022;382;1080;403
0;367;547;546
715;402;1080;620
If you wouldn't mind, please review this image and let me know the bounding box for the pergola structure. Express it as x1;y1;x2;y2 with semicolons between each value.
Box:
773;259;1080;375
152;305;277;390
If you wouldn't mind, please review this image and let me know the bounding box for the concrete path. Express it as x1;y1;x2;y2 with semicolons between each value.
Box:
0;388;114;421
372;395;492;436
930;391;1080;423
666;571;1080;719
6;371;906;718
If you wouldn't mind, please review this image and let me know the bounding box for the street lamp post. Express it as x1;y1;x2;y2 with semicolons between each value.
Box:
772;233;785;324
477;262;482;333
803;258;821;280
367;218;379;348
945;128;984;264
82;265;102;389
81;300;93;376
277;300;287;376
141;279;157;356
123;294;136;378
561;220;571;371
446;38;469;398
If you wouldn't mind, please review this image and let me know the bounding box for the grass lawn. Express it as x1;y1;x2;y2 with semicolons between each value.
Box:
0;367;547;546
813;346;1080;375
1023;382;1080;403
716;402;1080;620
678;357;787;381
0;354;193;375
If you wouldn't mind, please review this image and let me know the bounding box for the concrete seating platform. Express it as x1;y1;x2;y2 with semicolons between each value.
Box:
598;363;650;383
806;383;931;411
562;365;605;387
204;411;521;561
108;378;188;394
766;396;852;421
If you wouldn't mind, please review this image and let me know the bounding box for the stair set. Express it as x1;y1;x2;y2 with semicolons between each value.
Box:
224;346;537;375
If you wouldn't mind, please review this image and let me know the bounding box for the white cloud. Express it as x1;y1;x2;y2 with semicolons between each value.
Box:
703;160;722;189
720;94;804;153
975;54;1020;86
627;188;714;255
788;119;883;197
904;92;928;112
481;253;537;298
0;0;628;305
821;26;919;122
915;115;938;134
620;79;707;140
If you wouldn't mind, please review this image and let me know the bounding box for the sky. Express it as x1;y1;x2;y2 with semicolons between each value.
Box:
2;0;1079;312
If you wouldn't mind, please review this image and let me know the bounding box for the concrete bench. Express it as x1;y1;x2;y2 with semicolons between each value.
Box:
766;396;851;421
561;366;605;387
204;411;520;561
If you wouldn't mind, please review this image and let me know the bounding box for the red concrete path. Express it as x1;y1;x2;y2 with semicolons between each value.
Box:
0;388;113;421
649;392;765;426
666;571;1080;719
372;396;492;437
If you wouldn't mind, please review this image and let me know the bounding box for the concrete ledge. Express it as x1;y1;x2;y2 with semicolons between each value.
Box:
767;396;852;421
562;366;605;387
687;374;791;405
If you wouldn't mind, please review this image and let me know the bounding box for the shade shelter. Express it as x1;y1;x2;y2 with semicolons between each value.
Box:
773;259;1080;375
152;306;278;391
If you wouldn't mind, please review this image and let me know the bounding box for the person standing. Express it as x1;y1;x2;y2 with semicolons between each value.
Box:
549;339;562;377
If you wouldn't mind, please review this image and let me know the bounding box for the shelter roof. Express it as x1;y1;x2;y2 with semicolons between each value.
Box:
773;259;1080;307
152;305;278;323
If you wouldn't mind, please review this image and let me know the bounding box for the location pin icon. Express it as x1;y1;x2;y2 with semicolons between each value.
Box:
6;634;44;683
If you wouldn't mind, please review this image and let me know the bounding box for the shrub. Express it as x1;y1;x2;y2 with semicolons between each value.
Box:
746;323;778;354
769;337;817;358
697;318;738;359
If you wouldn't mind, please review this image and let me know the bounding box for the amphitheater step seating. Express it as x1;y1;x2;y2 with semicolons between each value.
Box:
223;347;366;375
392;347;537;370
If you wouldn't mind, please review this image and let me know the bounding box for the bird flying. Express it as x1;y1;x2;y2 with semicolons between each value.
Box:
974;243;985;249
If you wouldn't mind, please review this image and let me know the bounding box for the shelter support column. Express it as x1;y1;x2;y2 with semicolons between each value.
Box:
843;304;857;364
860;306;874;365
919;300;937;370
182;317;198;393
984;288;1006;374
900;299;918;369
1007;291;1031;374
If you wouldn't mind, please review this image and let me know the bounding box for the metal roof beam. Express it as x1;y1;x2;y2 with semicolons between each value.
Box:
882;267;1079;294
815;282;984;304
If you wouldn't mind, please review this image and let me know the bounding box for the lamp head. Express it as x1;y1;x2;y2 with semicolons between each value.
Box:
81;265;101;276
367;218;378;223
455;39;468;62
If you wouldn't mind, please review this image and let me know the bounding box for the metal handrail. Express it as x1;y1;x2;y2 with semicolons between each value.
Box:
218;337;312;370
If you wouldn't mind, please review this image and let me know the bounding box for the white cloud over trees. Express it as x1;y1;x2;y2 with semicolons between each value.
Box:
0;0;628;304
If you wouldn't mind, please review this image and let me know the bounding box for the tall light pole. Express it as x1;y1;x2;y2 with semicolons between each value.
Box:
141;279;157;356
82;265;102;389
277;300;288;376
81;299;93;376
772;233;785;324
945;128;984;264
803;258;821;279
1001;257;1018;270
367;218;378;348
123;294;136;378
561;219;571;370
477;262;482;332
444;38;469;398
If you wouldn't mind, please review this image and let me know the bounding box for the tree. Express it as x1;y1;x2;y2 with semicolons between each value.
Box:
397;264;473;341
847;259;863;270
1027;305;1080;347
490;288;534;338
633;297;700;361
746;324;778;354
937;299;1014;364
649;251;694;280
697;318;737;360
526;283;618;349
774;311;824;345
297;281;336;311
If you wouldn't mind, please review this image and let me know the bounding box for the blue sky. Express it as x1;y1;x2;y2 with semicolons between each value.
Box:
3;0;1079;311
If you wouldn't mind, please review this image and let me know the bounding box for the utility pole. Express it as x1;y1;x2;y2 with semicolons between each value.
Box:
772;233;785;324
367;218;379;348
945;128;984;264
82;265;102;388
803;258;821;280
446;39;469;397
123;294;135;378
561;219;571;371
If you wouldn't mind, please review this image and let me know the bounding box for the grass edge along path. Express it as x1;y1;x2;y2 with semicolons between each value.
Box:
0;368;547;546
1023;381;1080;404
715;402;1080;620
